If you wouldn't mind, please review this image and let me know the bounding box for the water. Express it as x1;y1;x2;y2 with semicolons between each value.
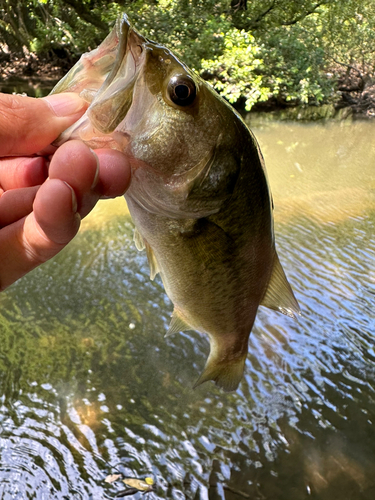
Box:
0;77;57;97
0;117;374;499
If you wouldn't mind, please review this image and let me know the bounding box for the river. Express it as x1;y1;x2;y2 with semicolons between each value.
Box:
0;113;374;499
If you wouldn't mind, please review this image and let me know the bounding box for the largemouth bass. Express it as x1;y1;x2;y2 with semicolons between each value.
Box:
52;15;300;392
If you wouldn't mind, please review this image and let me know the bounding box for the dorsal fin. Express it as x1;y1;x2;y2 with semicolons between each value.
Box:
261;252;301;319
165;309;192;337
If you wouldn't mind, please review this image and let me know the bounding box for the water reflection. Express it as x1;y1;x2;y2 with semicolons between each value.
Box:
0;77;58;97
0;120;374;499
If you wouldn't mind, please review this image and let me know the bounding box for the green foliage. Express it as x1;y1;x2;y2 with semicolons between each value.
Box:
321;0;375;86
0;0;373;109
201;27;269;111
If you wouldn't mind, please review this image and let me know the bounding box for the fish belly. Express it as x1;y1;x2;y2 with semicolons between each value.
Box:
126;193;274;391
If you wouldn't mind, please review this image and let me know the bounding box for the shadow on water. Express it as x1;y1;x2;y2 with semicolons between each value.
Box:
0;109;374;498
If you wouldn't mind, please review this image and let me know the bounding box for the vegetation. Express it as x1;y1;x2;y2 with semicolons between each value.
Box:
0;0;374;113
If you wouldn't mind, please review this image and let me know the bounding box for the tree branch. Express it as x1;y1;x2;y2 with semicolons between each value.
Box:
330;56;365;82
231;0;248;12
253;0;276;26
282;1;327;26
62;0;108;31
233;0;327;32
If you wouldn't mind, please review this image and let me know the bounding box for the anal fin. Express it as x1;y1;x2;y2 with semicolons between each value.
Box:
261;252;301;319
165;310;192;337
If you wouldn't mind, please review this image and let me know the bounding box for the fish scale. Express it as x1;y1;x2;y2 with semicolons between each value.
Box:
51;14;300;392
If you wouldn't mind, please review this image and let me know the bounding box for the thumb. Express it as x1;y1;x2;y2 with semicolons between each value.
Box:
0;92;87;156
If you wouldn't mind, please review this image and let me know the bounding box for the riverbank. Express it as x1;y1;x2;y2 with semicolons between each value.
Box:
0;52;73;97
2;53;375;119
0;52;70;83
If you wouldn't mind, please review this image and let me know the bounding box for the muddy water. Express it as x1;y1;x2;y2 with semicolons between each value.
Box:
0;119;374;499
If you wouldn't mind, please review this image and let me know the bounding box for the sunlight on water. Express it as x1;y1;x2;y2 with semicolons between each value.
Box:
255;120;375;224
0;119;374;499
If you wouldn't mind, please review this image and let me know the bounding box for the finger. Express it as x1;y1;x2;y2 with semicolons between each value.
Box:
48;144;131;197
0;156;47;190
32;179;80;246
0;92;87;156
36;144;57;157
0;186;39;226
48;140;100;218
94;149;131;198
0;179;80;291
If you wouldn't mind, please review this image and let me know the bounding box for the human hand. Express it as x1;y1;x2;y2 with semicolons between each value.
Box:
0;92;131;291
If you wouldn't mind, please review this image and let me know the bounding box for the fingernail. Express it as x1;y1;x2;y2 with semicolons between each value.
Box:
90;149;100;189
43;93;87;117
63;181;78;213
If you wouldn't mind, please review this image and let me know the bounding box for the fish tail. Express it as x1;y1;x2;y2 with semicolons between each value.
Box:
193;339;248;392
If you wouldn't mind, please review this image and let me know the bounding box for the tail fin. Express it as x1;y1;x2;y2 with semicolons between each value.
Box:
193;341;247;392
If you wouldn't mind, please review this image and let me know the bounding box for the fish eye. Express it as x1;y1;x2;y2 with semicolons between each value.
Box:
167;75;196;107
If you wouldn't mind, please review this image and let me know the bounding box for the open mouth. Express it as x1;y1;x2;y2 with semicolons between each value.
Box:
52;15;147;147
87;15;147;134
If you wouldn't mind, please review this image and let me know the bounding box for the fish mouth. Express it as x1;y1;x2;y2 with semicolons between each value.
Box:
87;15;147;134
52;14;147;146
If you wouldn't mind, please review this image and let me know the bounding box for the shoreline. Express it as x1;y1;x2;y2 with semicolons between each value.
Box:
0;53;69;83
2;54;374;119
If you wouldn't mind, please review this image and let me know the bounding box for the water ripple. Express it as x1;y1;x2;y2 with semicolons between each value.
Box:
0;123;375;498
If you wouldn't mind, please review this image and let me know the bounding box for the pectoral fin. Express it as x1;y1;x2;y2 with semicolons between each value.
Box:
261;252;301;319
167;133;240;217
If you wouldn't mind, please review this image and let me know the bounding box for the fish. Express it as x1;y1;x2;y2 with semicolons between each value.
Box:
51;14;300;392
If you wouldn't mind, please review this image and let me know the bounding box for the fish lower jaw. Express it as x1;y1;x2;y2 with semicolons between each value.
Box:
78;127;130;151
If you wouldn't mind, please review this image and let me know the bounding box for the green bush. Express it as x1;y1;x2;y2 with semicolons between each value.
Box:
1;0;374;110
